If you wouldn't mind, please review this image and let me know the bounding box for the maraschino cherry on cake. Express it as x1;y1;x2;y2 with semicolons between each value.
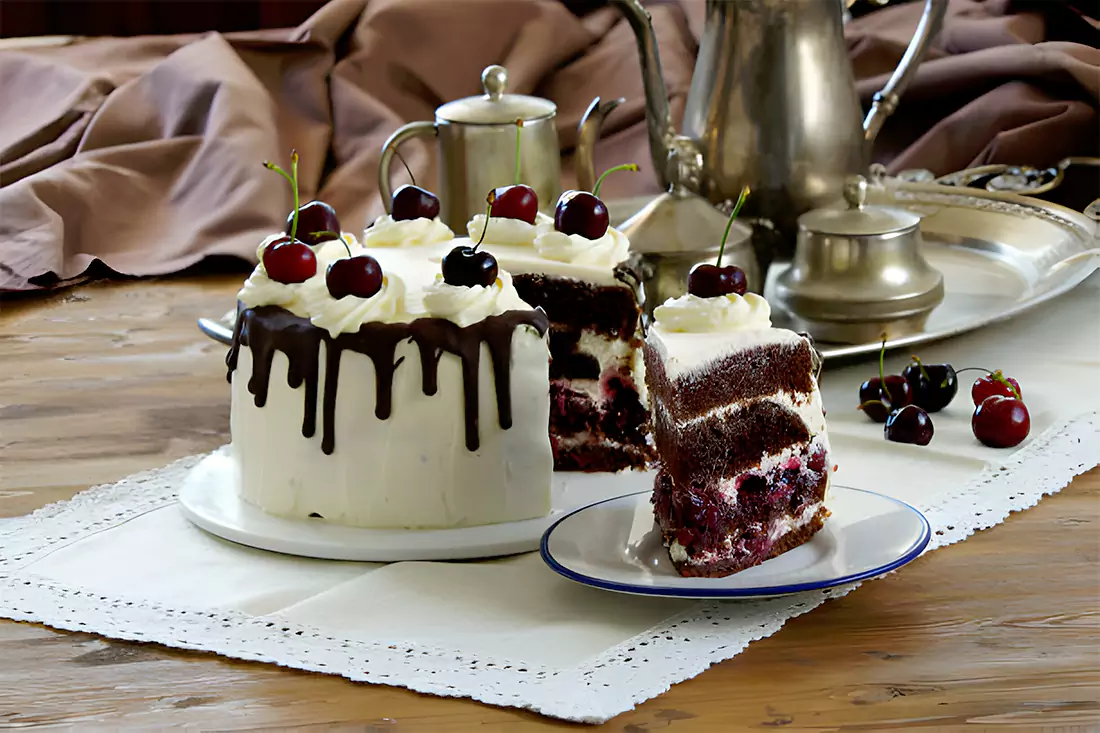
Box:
644;189;833;578
228;153;553;529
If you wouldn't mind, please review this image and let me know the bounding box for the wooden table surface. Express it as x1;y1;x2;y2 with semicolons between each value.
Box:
1;273;1098;731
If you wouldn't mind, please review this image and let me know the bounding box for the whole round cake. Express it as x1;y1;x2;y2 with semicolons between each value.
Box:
227;159;553;529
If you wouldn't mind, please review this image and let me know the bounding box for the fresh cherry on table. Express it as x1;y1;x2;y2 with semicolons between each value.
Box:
288;200;341;246
326;255;383;300
971;370;1022;406
687;264;748;299
442;246;499;288
554;190;609;240
972;395;1030;448
392;184;440;221
902;357;958;412
884;404;934;446
859;375;913;423
262;236;317;284
489;185;539;224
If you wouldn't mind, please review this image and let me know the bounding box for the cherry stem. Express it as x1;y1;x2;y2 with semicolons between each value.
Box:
514;119;523;186
263;151;300;241
877;335;893;403
476;192;496;249
338;237;352;257
911;355;932;382
717;185;750;265
593;163;639;198
954;367;993;376
858;399;886;411
394;149;416;187
990;370;1021;400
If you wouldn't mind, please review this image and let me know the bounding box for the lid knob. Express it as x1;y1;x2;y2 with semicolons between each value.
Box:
843;175;869;210
481;65;508;101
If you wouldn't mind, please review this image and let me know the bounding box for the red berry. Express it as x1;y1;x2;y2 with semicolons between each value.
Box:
489;184;539;224
687;263;748;298
326;255;383;300
289;200;341;246
263;237;316;284
858;375;913;422
972;396;1030;448
554;190;608;240
971;371;1021;406
392;184;440;221
885;404;934;445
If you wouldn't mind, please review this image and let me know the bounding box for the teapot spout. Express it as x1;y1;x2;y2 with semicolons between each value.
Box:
610;0;676;189
575;96;625;193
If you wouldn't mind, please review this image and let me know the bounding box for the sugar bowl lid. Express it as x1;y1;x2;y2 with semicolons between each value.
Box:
435;65;556;125
798;176;920;236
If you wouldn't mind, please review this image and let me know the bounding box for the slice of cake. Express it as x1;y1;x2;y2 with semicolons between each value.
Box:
453;173;651;473
644;264;831;577
228;160;552;529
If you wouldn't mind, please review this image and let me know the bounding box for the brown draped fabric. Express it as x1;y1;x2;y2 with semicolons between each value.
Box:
0;0;1096;291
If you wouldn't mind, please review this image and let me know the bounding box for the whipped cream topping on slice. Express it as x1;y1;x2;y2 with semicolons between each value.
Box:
652;291;771;334
363;215;455;248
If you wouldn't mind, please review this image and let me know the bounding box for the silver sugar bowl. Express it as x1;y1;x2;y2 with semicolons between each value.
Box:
774;175;944;344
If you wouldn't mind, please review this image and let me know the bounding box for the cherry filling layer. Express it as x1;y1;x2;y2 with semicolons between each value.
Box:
651;442;828;566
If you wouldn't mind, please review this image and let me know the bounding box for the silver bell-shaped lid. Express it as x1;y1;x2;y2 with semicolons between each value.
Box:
798;176;920;236
435;65;556;124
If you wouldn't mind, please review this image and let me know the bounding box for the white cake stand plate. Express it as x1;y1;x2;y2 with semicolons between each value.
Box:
178;449;646;562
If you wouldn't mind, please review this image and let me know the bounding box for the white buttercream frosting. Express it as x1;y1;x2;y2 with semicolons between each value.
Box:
652;292;771;334
533;226;630;267
363;215;454;248
454;212;634;286
238;233;326;318
310;274;406;337
422;270;532;328
466;213;553;247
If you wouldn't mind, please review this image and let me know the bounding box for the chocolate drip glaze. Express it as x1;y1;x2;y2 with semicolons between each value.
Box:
227;305;549;454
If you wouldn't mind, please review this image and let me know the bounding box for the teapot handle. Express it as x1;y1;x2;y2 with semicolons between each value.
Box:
862;0;948;143
378;121;438;213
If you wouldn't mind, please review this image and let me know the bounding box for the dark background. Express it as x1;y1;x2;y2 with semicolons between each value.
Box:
0;0;923;38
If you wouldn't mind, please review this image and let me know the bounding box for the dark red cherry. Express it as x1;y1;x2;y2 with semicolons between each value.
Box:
972;396;1030;448
885;405;934;446
687;263;748;298
902;359;958;413
326;255;383;300
288;200;341;246
858;375;913;422
442;246;498;288
554;190;608;240
489;184;539;224
392;184;440;221
263;236;316;284
971;371;1021;406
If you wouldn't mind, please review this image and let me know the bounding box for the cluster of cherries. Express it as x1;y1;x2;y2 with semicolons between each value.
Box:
433;120;640;289
261;151;384;300
859;343;1030;449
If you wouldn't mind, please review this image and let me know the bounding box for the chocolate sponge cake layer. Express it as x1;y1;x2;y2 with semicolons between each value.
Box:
512;273;641;340
651;399;812;486
645;336;818;424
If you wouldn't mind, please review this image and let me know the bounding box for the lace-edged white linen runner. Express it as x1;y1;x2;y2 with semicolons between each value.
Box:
2;278;1098;723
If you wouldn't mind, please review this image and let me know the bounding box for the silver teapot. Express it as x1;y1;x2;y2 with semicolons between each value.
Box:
378;65;564;233
601;0;948;258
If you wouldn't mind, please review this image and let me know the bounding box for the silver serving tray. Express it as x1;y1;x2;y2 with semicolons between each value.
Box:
199;183;1098;363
